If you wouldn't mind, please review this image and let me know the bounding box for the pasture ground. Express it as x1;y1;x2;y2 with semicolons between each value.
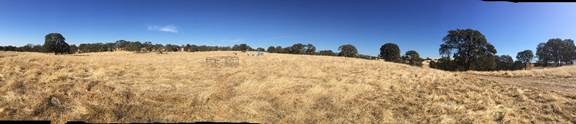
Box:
0;51;575;123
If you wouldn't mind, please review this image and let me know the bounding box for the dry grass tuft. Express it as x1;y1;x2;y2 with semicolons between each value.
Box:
0;51;575;123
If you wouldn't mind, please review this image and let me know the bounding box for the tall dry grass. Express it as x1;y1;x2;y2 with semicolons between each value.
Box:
0;51;575;123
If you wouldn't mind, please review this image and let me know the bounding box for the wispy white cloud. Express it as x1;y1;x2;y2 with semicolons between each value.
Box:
147;25;178;33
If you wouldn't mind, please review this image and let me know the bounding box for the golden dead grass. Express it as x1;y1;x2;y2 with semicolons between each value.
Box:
0;51;575;123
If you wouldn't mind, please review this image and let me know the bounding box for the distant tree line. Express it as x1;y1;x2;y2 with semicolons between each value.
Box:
0;33;263;54
374;42;425;66
0;33;435;67
266;43;317;55
2;31;576;71
77;40;258;53
0;44;46;52
430;28;576;71
264;43;383;60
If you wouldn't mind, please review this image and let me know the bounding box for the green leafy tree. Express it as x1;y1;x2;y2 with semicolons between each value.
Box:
317;50;336;56
289;43;305;54
516;50;534;69
233;44;252;52
304;44;316;54
536;43;552;66
536;38;576;66
267;46;276;53
439;29;497;71
338;44;358;57
165;44;181;52
273;46;283;53
403;50;422;66
44;33;70;54
256;47;265;51
380;43;401;62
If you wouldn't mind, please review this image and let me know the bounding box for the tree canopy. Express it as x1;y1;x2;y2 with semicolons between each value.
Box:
516;50;534;69
536;38;576;66
439;29;497;71
44;33;71;54
233;44;252;52
403;50;421;66
380;43;401;62
338;44;358;57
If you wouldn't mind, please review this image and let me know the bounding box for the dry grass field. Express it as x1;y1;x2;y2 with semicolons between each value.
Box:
0;51;575;123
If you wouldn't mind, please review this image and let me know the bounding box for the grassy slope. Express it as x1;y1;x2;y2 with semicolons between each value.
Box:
0;51;575;123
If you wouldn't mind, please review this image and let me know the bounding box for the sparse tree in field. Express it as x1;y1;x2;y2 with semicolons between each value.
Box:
164;44;180;52
198;45;210;51
274;46;285;53
233;44;252;52
304;44;316;55
243;44;253;51
538;39;562;66
338;44;358;57
151;43;163;52
516;50;534;69
114;40;130;51
439;29;497;71
183;44;192;52
403;50;422;66
380;43;401;62
288;43;305;54
256;47;265;51
129;41;143;52
536;43;551;66
536;38;576;66
44;33;71;54
317;50;337;56
267;46;276;53
188;44;199;52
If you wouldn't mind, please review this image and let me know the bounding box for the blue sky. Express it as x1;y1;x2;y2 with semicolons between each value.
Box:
0;0;575;58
